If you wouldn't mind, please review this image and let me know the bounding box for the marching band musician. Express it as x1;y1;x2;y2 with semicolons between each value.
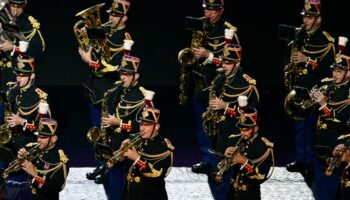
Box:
12;118;69;200
5;57;50;154
285;0;336;178
224;107;274;200
205;43;259;199
181;0;240;175
0;0;45;126
121;107;174;200
313;52;350;199
78;0;134;184
333;140;350;200
99;55;148;200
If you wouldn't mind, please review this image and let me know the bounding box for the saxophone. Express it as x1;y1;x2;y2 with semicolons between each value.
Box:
283;25;306;92
1;143;40;179
202;74;225;137
0;83;17;145
87;81;122;144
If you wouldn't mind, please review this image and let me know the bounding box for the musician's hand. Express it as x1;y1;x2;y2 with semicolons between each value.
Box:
332;144;344;157
209;98;227;110
78;47;92;64
313;91;327;107
17;148;27;159
102;115;120;127
231;153;248;165
6;114;26;127
192;47;210;59
123;146;139;161
224;147;236;157
291;51;308;64
21;160;38;177
119;139;130;150
0;40;15;52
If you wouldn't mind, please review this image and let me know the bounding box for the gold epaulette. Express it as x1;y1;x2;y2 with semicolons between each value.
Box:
164;138;175;151
28;16;40;29
261;137;274;148
35;88;48;100
26;142;38;147
58;149;69;164
139;87;146;96
322;31;335;43
224;21;237;31
243;74;256;85
321;77;334;83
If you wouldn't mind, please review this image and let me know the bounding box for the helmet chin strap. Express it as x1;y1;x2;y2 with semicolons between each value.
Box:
19;73;34;91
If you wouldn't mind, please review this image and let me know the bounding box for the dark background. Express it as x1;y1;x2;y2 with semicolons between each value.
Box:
22;0;350;166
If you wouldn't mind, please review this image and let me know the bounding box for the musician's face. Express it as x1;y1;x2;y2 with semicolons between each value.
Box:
120;72;138;88
303;15;321;32
204;8;223;24
9;4;25;18
222;61;238;76
37;135;57;150
140;123;160;139
109;14;126;28
16;73;33;87
332;68;348;84
240;126;258;140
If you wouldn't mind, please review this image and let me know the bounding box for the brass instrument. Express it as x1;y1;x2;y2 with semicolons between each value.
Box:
215;136;245;182
202;75;225;137
284;84;333;120
0;84;16;145
87;81;122;144
1;143;40;179
178;17;207;106
106;133;142;169
73;3;111;64
283;25;305;92
325;132;350;176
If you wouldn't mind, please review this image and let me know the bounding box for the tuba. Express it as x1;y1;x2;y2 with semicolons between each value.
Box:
87;81;122;144
106;133;142;169
73;3;111;64
284;84;334;120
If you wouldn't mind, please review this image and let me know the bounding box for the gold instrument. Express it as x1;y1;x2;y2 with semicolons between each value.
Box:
283;25;305;92
325;134;350;176
0;84;16;145
178;17;207;106
215;136;245;182
106;133;142;169
73;3;111;64
202;74;225;137
87;81;122;144
1;143;40;179
284;84;333;120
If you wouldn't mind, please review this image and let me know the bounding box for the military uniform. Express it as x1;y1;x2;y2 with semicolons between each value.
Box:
313;53;350;200
28;144;69;200
123;107;174;200
6;58;50;153
341;165;350;200
232;135;274;199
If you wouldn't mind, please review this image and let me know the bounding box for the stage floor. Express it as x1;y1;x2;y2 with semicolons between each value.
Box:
61;167;314;200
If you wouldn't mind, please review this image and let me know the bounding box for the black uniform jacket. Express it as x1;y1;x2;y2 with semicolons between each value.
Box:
88;26;129;103
233;134;274;199
211;69;259;153
315;79;350;160
124;134;174;200
107;82;145;151
294;28;335;90
27;144;69;200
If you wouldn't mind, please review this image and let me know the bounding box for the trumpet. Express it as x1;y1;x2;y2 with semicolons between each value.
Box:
1;143;41;179
215;136;245;182
106;133;142;169
325;135;350;176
